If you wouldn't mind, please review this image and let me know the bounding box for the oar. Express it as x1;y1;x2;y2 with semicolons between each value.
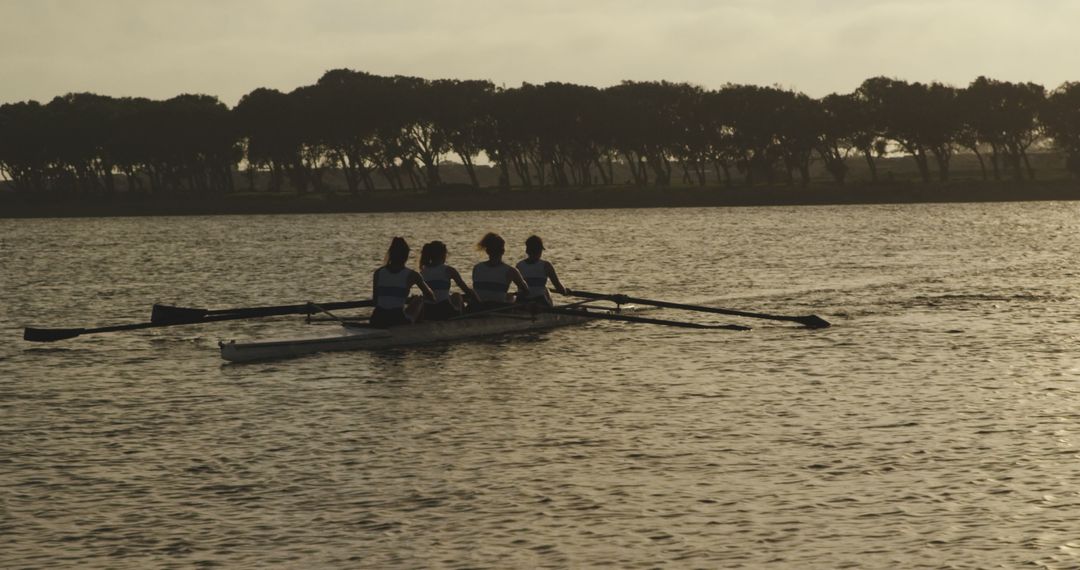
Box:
151;299;373;325
306;302;367;328
548;307;751;331
560;290;830;329
23;312;256;343
25;299;376;342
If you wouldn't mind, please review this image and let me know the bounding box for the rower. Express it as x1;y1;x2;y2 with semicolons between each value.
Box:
370;237;435;327
418;241;478;320
471;232;530;309
515;235;567;307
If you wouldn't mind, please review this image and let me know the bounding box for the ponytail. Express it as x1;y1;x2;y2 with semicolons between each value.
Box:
384;237;410;267
419;241;447;270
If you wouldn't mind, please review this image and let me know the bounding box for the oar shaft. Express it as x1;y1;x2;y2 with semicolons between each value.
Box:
549;307;751;330
27;299;377;342
151;299;373;324
23;312;258;342
564;290;830;328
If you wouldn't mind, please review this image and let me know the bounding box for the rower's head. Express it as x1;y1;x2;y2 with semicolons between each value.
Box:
477;232;505;260
419;241;448;269
384;237;410;268
525;235;544;259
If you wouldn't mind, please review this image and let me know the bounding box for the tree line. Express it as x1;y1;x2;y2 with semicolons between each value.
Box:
3;69;1080;196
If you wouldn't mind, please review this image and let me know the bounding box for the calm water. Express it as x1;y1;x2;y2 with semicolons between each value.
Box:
3;203;1080;568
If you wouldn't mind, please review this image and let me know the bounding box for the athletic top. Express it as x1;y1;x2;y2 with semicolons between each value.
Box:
472;261;512;303
420;264;452;304
374;266;412;310
515;259;548;299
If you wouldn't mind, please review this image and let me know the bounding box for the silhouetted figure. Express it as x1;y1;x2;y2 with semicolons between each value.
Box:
515;235;567;307
471;233;530;309
418;241;477;320
370;237;434;327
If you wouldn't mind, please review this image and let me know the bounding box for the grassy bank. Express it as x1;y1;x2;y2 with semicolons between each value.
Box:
2;178;1079;219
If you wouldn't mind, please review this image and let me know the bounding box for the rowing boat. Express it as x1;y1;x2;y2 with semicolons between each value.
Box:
218;305;618;363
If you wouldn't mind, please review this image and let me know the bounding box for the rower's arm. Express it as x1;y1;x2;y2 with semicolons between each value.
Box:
508;267;530;296
545;261;568;295
449;267;481;303
410;270;436;302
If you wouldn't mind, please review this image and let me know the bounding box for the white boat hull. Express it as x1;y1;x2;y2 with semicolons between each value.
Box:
219;308;598;363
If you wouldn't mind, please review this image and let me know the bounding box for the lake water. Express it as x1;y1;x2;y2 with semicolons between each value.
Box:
3;202;1080;568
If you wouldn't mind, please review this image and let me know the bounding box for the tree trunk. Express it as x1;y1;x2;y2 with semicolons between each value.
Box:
458;153;480;188
862;149;878;183
931;149;950;182
623;152;643;186
360;169;375;191
971;147;987;180
989;143;1001;180
497;161;511;189
912;149;931;183
1020;149;1035;180
512;155;532;188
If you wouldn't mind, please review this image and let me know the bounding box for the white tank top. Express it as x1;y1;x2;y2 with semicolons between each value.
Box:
375;267;412;310
421;264;451;303
516;259;547;299
472;261;511;303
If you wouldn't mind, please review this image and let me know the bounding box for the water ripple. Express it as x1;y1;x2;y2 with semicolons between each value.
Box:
3;203;1080;567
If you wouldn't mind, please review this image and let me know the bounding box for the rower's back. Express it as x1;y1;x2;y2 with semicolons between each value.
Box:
374;266;412;310
516;258;549;302
421;263;452;304
472;260;511;304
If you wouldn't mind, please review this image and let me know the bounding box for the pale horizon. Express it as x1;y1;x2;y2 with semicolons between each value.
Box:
2;0;1078;106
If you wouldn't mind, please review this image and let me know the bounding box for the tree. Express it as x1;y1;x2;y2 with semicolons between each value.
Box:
857;78;966;183
1043;82;1080;177
234;88;301;192
817;93;861;185
0;101;51;193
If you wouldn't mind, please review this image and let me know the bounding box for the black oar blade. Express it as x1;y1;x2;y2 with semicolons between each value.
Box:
23;327;86;342
151;304;209;325
796;315;831;329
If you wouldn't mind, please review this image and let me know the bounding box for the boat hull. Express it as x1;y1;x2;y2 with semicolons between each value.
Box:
219;309;595;363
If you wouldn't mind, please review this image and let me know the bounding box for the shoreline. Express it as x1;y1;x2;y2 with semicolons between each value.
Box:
2;179;1079;219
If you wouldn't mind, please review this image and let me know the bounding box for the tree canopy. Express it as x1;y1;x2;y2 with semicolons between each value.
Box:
2;71;1079;197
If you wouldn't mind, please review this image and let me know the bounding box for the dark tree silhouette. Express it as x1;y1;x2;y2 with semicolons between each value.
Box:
1043;83;1080;177
716;84;791;186
817;93;861;185
234;88;301;192
0;101;51;193
858;78;937;183
606;81;690;187
4;70;1080;199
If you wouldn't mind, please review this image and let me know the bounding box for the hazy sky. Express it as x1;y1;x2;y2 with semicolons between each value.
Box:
2;0;1077;106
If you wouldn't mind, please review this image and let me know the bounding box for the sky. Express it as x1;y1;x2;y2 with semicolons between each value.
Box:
1;0;1078;106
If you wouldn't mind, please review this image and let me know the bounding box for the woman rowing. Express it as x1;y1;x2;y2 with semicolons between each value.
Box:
515;235;567;307
418;240;477;320
471;232;530;308
370;237;435;327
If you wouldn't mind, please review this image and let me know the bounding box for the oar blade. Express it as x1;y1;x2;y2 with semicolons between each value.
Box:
23;327;86;342
795;314;831;329
151;304;210;324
